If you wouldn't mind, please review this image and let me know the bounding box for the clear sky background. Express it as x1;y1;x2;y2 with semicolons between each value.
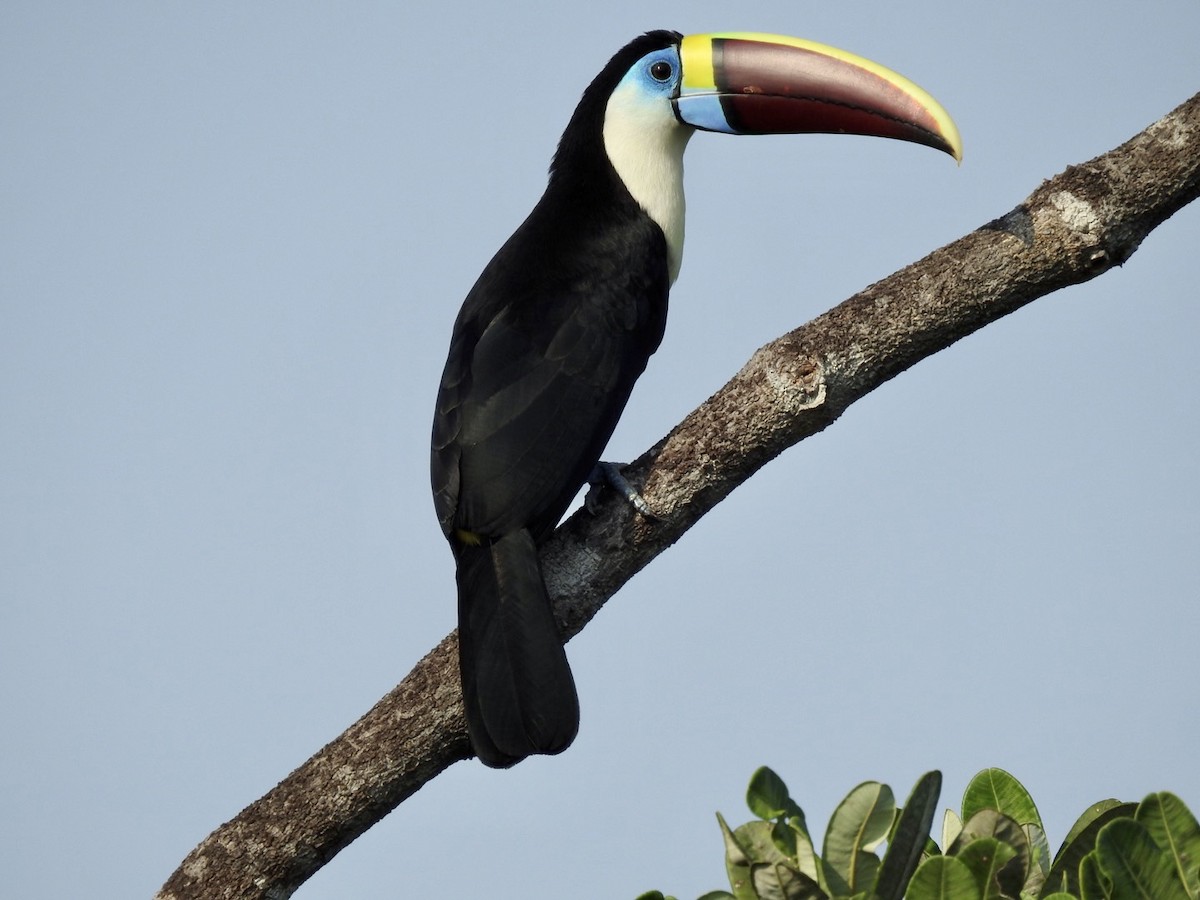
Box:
3;2;1198;898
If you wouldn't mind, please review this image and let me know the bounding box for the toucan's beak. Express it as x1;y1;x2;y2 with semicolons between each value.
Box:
674;32;962;162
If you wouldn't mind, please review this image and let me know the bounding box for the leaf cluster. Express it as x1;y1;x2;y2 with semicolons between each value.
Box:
638;767;1199;900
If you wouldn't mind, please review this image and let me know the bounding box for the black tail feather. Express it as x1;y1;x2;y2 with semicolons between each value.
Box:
456;529;579;768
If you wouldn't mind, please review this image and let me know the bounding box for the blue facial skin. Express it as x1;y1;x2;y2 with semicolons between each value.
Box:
616;46;682;101
614;45;736;134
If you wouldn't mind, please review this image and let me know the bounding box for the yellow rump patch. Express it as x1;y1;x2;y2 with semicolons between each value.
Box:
455;529;483;546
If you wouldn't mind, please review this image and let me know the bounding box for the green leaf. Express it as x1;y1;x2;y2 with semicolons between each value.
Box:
696;894;736;900
634;892;668;900
951;810;1030;858
748;767;803;823
750;861;825;900
1061;802;1131;857
1042;869;1069;896
962;769;1043;831
1080;850;1111;900
955;837;1017;899
875;771;942;900
1024;823;1051;896
951;809;1031;897
942;809;963;854
907;856;983;900
822;782;894;895
772;820;798;859
1040;894;1077;900
1135;792;1200;899
1095;818;1190;900
720;820;825;900
735;820;793;867
718;813;758;900
1047;802;1138;898
728;818;827;900
719;813;750;866
790;820;821;883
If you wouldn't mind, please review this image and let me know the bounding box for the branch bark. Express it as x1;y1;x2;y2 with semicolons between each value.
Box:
158;91;1200;900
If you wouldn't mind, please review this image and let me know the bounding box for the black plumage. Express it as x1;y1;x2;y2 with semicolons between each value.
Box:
431;32;679;767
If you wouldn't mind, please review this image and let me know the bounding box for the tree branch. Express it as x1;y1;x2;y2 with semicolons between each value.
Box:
157;91;1200;900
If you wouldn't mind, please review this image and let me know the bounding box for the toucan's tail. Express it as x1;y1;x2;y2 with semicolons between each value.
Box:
455;528;579;768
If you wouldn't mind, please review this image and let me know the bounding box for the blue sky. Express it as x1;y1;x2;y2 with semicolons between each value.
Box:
3;2;1198;897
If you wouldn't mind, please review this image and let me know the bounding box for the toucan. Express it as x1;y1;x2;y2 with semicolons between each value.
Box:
432;30;961;768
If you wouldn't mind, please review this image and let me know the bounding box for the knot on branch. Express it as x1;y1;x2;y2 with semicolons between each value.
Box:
750;345;827;416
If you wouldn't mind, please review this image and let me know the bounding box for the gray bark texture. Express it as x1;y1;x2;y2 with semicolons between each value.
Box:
158;91;1200;900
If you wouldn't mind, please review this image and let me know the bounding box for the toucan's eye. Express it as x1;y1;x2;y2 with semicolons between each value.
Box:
649;60;673;82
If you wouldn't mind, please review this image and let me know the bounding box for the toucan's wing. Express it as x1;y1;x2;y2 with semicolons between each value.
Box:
432;214;667;541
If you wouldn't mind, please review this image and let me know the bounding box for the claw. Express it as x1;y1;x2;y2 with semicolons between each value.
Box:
585;461;656;519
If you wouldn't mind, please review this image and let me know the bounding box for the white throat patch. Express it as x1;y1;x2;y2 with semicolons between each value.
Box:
602;81;692;284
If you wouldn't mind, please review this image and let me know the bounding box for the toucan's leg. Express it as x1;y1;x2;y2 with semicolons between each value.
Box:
586;461;656;518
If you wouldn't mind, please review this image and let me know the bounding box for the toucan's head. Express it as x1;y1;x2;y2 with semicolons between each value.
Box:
552;30;961;282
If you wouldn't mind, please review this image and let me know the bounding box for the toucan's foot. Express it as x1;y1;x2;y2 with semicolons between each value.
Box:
586;461;656;519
